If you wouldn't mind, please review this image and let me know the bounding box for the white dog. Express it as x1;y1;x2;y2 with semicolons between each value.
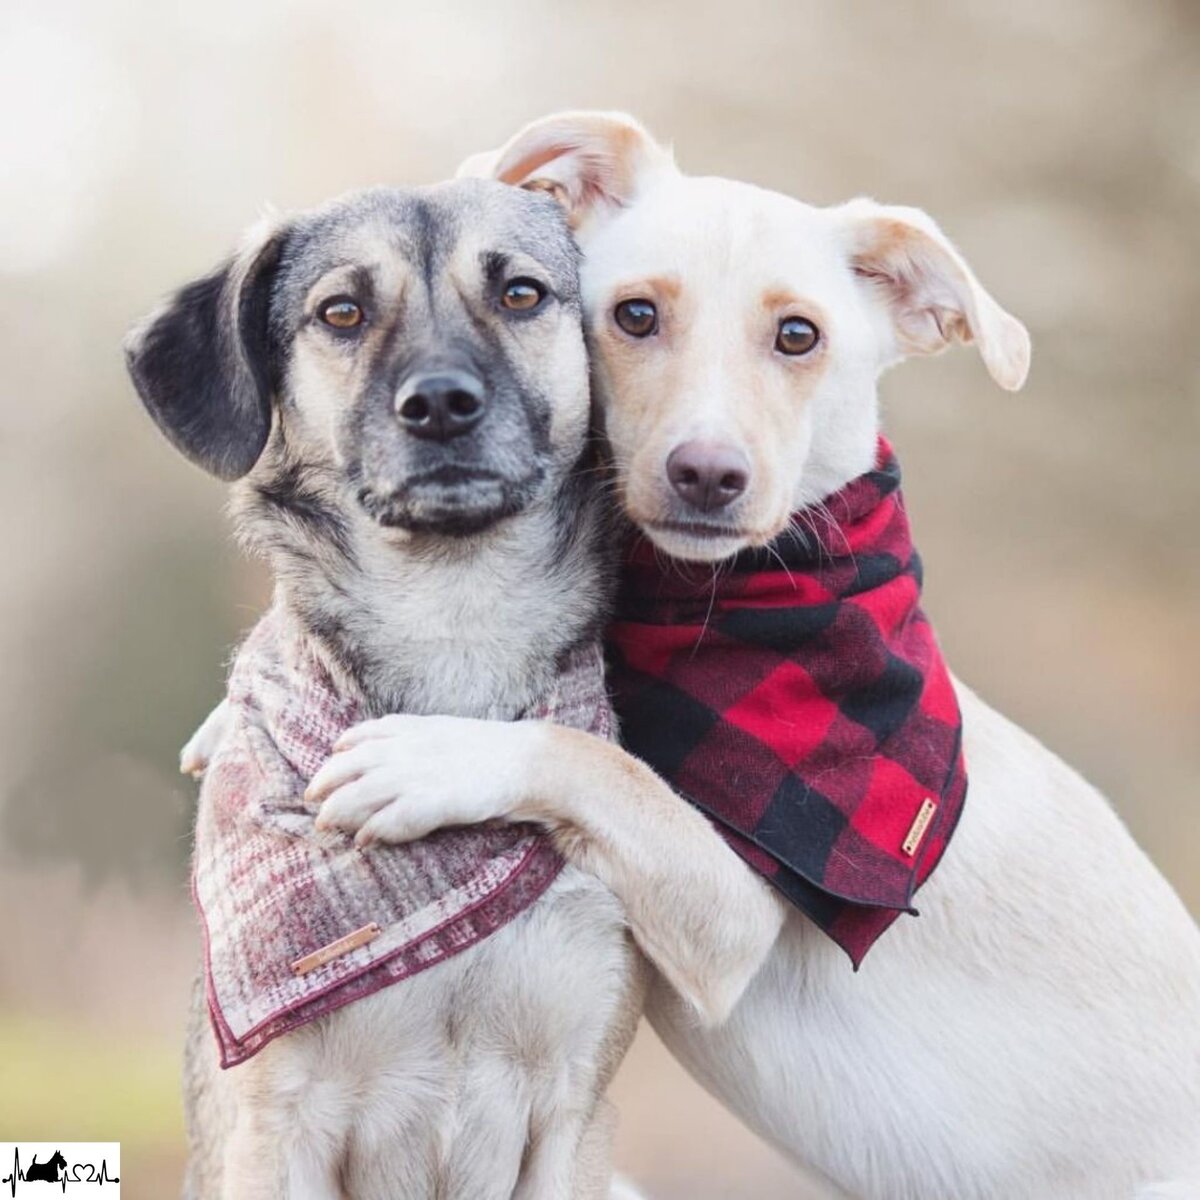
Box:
199;114;1200;1198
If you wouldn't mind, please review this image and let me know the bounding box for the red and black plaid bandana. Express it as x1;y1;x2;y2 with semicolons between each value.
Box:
606;438;966;966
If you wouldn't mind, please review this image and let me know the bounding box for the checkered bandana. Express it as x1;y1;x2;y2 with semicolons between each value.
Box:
607;438;966;966
195;606;614;1066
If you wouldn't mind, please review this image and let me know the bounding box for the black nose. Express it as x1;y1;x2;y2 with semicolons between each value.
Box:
395;371;487;442
666;441;751;513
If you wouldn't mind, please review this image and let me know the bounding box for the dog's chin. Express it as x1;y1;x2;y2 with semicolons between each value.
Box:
639;519;757;564
359;470;541;539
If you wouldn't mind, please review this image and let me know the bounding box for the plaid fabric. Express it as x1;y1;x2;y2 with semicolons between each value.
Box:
195;605;615;1067
607;438;966;967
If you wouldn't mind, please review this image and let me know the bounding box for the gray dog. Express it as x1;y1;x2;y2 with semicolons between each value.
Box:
126;182;645;1199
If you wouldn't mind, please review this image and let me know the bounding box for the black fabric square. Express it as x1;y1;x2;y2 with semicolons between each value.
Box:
756;772;848;880
615;679;718;779
839;652;922;742
768;868;848;929
718;601;839;650
845;551;903;597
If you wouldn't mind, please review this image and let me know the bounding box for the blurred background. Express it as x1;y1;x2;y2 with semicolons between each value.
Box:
1;1;1197;1195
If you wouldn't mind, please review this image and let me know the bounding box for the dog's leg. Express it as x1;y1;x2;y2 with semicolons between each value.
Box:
218;1040;350;1200
220;1119;284;1200
220;1101;346;1200
182;977;232;1200
221;1112;345;1200
429;1064;530;1200
185;979;347;1200
312;717;786;1024
511;1101;598;1200
570;1099;619;1200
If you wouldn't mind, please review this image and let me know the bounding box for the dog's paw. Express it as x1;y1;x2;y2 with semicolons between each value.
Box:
180;698;233;777
307;714;543;846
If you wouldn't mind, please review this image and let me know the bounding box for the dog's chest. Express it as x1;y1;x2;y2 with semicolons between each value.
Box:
342;550;590;718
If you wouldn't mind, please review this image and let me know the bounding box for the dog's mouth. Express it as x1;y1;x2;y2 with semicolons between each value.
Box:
641;518;757;563
358;466;543;537
406;465;507;490
648;518;750;540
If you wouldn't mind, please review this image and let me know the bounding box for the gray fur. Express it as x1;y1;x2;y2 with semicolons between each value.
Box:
128;181;642;1199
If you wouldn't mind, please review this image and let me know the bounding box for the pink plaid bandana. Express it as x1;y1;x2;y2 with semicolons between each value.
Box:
195;606;614;1067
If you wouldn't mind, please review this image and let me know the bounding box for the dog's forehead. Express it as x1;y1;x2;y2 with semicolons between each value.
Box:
425;177;579;274
582;174;840;297
276;182;578;298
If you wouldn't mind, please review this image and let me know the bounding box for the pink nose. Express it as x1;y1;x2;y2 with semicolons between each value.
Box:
666;441;750;513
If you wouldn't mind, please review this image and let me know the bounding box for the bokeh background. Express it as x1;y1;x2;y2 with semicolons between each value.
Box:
2;2;1197;1196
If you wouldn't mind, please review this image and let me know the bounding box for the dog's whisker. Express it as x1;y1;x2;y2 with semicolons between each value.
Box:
764;540;797;588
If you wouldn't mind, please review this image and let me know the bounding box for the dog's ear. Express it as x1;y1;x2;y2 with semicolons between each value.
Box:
124;217;287;480
839;199;1030;391
456;110;673;230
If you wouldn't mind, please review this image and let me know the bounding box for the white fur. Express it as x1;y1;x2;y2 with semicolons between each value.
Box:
160;188;649;1200
384;113;1194;1197
307;686;1200;1198
460;111;1029;564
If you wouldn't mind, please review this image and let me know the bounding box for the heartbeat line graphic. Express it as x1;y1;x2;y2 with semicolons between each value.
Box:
2;1148;119;1196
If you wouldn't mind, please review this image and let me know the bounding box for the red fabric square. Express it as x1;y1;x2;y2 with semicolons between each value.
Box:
849;756;931;863
723;661;836;768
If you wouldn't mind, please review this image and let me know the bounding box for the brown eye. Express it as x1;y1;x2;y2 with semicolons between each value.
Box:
776;316;820;356
318;297;364;330
502;278;546;311
614;298;658;338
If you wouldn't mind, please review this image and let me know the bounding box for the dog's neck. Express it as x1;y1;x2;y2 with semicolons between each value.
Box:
234;458;611;719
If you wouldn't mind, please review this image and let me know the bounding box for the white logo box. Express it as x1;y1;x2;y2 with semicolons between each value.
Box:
1;1143;120;1195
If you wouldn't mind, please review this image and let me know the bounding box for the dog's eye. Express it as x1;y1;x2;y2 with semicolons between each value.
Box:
775;317;820;356
318;297;364;330
614;299;658;338
501;278;546;312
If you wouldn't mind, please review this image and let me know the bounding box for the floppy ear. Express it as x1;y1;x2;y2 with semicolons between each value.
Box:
456;110;673;230
124;219;287;480
840;199;1031;391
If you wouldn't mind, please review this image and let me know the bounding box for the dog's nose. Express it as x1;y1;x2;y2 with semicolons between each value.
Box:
666;441;750;512
395;371;487;442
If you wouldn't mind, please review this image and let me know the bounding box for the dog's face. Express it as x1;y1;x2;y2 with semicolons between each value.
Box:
126;181;588;540
462;112;1030;562
579;176;867;563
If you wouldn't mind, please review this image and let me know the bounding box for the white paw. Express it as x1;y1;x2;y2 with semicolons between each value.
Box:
180;698;233;777
306;714;543;847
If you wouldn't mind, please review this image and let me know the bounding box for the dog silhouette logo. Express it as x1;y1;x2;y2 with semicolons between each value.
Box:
22;1152;65;1183
1;1143;120;1195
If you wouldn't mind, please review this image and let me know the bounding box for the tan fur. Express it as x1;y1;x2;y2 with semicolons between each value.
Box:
193;873;646;1200
287;222;591;467
460;110;674;234
144;185;650;1200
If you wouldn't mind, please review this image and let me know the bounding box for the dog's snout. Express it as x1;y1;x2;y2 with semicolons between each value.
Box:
395;371;487;442
666;441;750;513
